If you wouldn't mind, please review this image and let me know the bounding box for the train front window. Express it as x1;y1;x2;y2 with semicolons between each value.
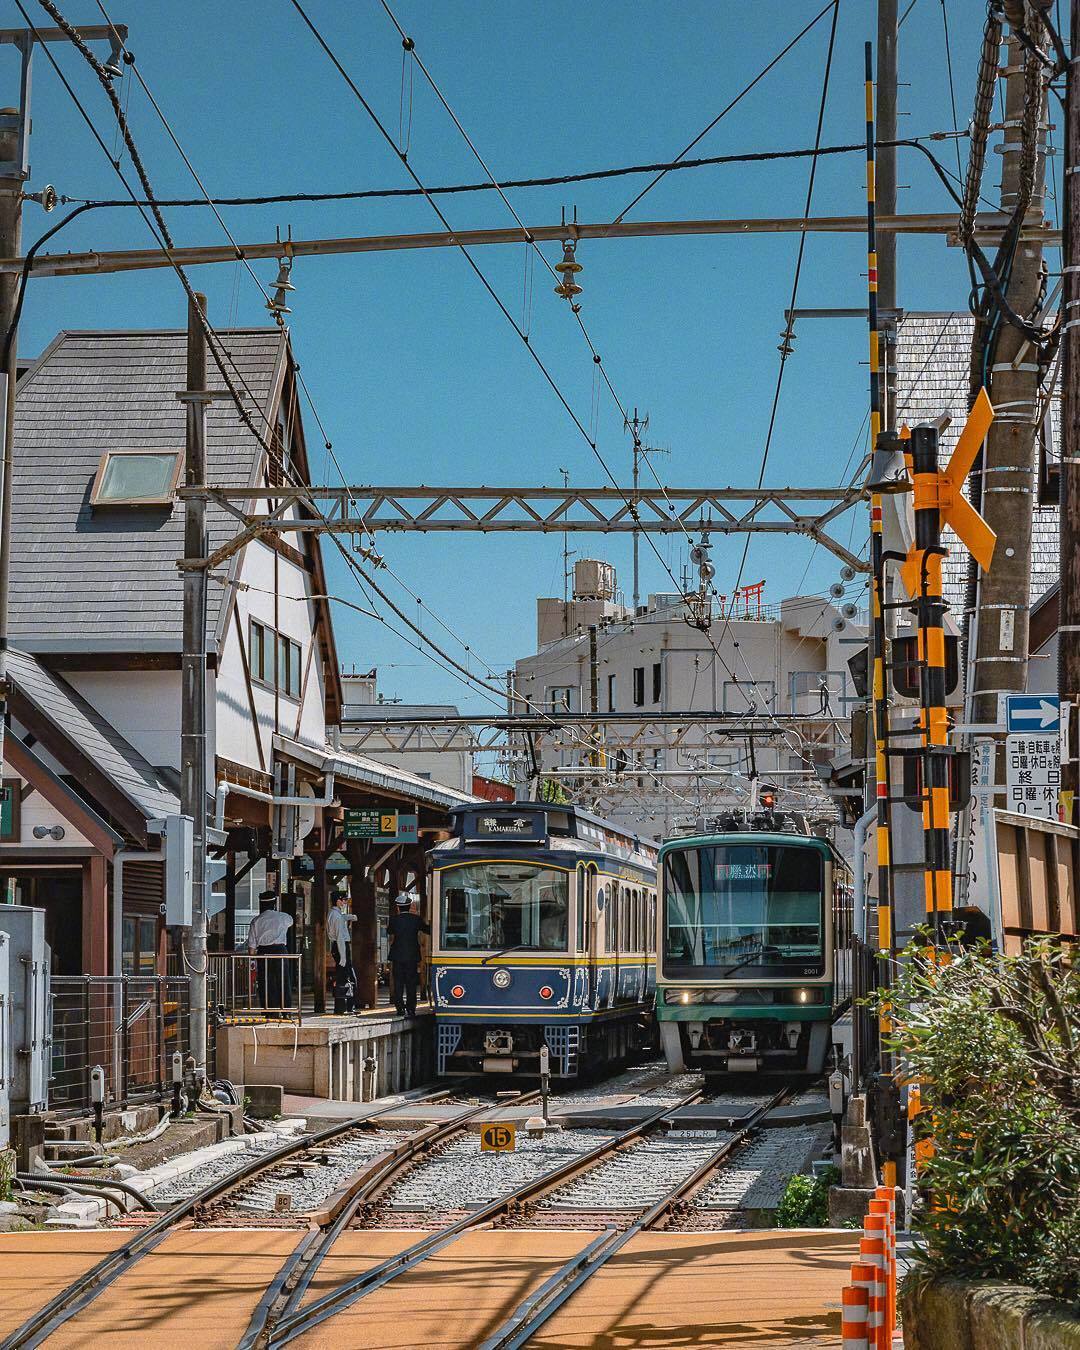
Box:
663;843;824;979
440;862;568;952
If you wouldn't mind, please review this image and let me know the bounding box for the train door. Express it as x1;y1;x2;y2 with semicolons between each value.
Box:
611;880;622;1004
578;863;600;1009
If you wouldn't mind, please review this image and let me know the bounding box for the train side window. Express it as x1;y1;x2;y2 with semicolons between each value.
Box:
648;891;656;954
635;889;643;951
577;872;588;952
605;884;615;953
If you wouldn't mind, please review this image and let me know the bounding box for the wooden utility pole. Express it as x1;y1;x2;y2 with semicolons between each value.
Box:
972;22;1048;726
180;294;209;1074
1061;0;1080;811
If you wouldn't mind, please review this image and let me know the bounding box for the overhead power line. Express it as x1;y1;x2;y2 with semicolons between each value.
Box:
59;134;967;214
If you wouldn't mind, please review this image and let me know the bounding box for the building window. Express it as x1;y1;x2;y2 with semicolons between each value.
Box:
0;778;21;841
91;450;182;506
547;686;575;713
122;915;158;976
633;667;645;707
652;662;662;703
608;673;617;711
250;618;303;700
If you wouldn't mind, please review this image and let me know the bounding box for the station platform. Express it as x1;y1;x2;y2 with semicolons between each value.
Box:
215;1006;435;1100
0;1227;862;1348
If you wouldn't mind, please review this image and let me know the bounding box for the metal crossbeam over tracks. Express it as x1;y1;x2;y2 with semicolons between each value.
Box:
188;483;868;573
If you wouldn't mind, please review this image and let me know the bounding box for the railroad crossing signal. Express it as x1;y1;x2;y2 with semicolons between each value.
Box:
900;388;997;598
479;1121;516;1152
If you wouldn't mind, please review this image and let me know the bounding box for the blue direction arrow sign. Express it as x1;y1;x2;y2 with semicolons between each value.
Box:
1005;695;1060;733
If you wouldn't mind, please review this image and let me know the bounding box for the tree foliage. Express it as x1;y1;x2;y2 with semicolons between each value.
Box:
775;1166;838;1228
871;940;1080;1303
537;777;569;804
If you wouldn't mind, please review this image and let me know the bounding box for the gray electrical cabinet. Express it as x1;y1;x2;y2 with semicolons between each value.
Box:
0;930;10;1148
0;905;51;1114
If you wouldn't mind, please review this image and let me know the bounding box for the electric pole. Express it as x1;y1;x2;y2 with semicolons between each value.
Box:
971;19;1048;727
876;0;899;430
180;293;210;1076
0;23;126;956
1061;0;1080;812
627;409;648;614
0;95;23;801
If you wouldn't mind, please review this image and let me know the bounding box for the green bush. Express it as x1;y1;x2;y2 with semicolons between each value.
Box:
776;1166;838;1228
869;939;1080;1304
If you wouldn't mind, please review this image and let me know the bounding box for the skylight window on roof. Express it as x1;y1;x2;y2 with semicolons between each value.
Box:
90;450;182;506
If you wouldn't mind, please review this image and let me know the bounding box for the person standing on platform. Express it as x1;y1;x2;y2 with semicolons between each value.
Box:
247;891;294;1010
328;889;357;1015
389;891;429;1017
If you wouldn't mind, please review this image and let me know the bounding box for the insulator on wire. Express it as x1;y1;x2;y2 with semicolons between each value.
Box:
553;239;583;303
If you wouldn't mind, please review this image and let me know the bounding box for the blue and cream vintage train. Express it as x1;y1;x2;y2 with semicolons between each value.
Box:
430;802;659;1078
656;827;854;1075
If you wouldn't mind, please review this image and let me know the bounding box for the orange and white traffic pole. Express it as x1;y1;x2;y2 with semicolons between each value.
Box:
842;1272;872;1350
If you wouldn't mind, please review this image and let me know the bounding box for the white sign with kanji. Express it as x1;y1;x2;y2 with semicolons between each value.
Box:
1005;733;1060;820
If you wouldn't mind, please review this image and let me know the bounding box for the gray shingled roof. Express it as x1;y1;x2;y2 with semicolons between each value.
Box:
7;647;181;821
9;328;286;652
895;312;1058;612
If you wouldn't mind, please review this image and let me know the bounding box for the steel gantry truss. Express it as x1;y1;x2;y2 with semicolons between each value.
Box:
188;482;869;573
340;710;843;757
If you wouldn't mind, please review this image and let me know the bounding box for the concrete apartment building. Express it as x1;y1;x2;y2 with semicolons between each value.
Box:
513;560;864;838
339;669;474;795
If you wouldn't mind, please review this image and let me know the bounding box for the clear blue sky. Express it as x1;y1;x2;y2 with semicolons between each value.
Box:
11;1;1012;710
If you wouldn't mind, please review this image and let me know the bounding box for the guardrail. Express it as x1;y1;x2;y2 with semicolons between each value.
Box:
207;952;302;1024
50;976;208;1115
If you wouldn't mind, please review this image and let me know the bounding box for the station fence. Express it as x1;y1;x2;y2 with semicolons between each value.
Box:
50;975;214;1116
206;952;303;1025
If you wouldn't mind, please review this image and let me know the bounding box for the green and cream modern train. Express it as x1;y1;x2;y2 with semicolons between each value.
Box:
656;826;854;1075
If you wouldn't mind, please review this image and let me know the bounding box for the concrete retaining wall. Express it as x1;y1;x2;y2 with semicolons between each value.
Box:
901;1276;1080;1349
215;1011;435;1100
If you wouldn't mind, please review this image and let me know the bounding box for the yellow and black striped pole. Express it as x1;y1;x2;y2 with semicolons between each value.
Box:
909;423;952;943
865;42;897;958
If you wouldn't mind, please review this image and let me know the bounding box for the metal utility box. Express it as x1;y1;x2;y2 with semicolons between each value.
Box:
0;905;51;1114
0;930;9;1147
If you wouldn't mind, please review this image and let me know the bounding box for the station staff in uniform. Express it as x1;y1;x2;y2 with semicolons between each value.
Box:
389;891;430;1017
327;890;357;1015
247;891;294;1010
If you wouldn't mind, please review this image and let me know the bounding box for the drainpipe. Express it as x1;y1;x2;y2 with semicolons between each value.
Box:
214;771;336;822
853;805;876;943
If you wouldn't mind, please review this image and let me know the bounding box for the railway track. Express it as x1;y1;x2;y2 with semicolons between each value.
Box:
475;1087;792;1349
259;1082;723;1346
1;1081;526;1349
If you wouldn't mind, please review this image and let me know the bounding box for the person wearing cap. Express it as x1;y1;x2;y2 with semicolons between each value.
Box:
247;891;294;1010
327;890;357;1015
388;891;430;1017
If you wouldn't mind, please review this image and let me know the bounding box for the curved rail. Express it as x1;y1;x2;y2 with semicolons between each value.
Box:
266;1084;706;1346
2;1083;472;1350
477;1086;793;1350
240;1089;542;1348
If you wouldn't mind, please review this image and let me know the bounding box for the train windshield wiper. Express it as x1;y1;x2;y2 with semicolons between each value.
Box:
481;943;531;965
717;944;784;978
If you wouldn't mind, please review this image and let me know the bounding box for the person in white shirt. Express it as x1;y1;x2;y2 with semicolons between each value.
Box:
247;892;294;1010
327;890;356;1015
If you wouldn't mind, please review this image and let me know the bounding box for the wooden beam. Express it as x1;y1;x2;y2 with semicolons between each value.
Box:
2;735;121;858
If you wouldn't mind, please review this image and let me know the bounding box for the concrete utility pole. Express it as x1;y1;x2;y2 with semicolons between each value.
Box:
180;294;210;1075
0;99;23;794
876;0;899;431
1062;0;1080;811
972;21;1049;727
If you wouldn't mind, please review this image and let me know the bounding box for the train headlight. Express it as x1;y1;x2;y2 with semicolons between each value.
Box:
539;985;553;1000
491;968;512;990
450;984;465;999
785;987;825;1005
